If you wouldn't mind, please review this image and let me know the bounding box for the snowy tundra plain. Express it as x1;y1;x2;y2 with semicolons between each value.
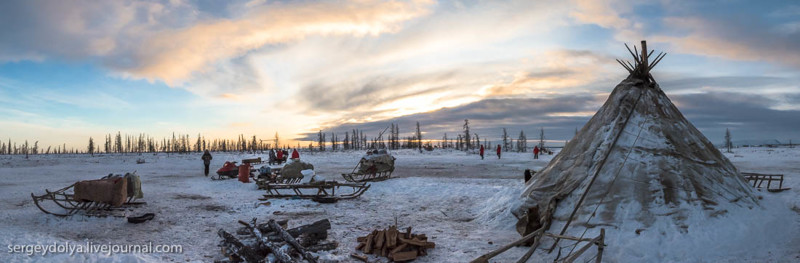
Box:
1;147;798;262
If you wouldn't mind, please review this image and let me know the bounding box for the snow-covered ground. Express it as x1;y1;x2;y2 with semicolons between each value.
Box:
0;148;798;262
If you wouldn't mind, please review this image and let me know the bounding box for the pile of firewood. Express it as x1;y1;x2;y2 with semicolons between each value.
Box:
352;226;435;262
217;218;336;263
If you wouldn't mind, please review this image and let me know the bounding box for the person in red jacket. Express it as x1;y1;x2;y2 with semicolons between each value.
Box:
479;145;485;160
291;149;300;159
533;146;540;159
496;145;502;159
276;149;284;164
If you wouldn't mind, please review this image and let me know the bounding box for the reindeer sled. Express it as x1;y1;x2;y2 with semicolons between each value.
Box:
257;160;370;202
31;173;145;217
341;149;396;182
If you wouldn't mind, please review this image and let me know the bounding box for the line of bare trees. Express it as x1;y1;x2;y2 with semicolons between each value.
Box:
2;120;550;157
1;132;288;157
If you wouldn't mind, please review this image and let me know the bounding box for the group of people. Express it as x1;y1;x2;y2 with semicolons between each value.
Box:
199;148;301;176
268;149;300;165
477;145;546;160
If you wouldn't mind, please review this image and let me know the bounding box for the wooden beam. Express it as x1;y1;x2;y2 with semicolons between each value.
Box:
470;228;544;263
616;59;633;73
624;43;641;65
640;40;648;74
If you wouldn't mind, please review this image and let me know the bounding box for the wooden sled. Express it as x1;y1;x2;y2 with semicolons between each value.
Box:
742;172;791;192
341;159;394;183
31;174;145;217
259;181;370;202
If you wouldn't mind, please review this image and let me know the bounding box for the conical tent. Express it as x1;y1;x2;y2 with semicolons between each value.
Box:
511;42;758;246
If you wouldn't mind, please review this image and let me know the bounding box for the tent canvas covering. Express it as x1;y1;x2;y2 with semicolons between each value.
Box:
512;76;759;238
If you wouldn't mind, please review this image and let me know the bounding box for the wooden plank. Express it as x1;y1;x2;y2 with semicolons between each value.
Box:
399;237;436;248
363;234;374;254
392;250;418;261
374;230;385;249
350;253;369;263
386;226;398;248
390;243;408;256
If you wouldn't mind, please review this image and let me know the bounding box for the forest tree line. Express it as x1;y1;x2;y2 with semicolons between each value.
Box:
2;119;551;156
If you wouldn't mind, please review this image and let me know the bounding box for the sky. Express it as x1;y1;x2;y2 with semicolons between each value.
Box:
1;0;799;149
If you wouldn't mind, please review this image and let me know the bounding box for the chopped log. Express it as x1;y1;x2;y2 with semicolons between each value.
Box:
389;243;407;256
350;253;369;263
306;241;337;252
398;237;435;248
374;230;385;250
363;234;374;254
405;227;412;239
239;219;296;263
356;243;365;251
268;219;317;263
287;219;330;239
357;236;367;242
386;226;398;248
392;250;418;261
218;229;262;263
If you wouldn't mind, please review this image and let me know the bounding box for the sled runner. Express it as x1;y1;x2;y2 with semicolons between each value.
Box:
31;172;145;217
341;149;396;182
259;181;370;201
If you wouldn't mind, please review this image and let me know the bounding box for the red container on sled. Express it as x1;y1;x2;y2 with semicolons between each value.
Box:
238;164;251;183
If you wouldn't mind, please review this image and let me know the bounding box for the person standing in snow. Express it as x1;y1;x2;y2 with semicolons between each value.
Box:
201;150;213;176
479;144;485;160
276;149;284;164
268;149;276;165
282;149;289;163
496;145;502;159
291;149;300;159
533;146;539;160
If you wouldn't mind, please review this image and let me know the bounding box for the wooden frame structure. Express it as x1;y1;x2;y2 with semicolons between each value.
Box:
742;172;789;192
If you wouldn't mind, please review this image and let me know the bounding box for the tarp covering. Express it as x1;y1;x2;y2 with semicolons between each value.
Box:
282;160;315;179
125;173;143;199
73;177;128;207
358;152;395;174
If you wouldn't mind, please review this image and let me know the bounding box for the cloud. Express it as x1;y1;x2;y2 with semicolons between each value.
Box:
480;49;620;97
0;0;434;86
299;87;800;145
298;95;602;142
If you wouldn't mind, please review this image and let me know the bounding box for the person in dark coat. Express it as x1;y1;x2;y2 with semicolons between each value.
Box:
282;149;289;163
268;149;276;165
533;146;540;159
479;145;485;160
496;145;502;159
201;150;213;176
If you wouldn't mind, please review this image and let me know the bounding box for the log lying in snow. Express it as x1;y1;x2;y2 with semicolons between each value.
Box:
218;229;262;263
355;225;436;262
239;219;296;263
219;218;336;263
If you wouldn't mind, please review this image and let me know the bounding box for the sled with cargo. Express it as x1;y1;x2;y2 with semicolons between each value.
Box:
31;172;145;217
341;149;396;183
256;159;370;202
